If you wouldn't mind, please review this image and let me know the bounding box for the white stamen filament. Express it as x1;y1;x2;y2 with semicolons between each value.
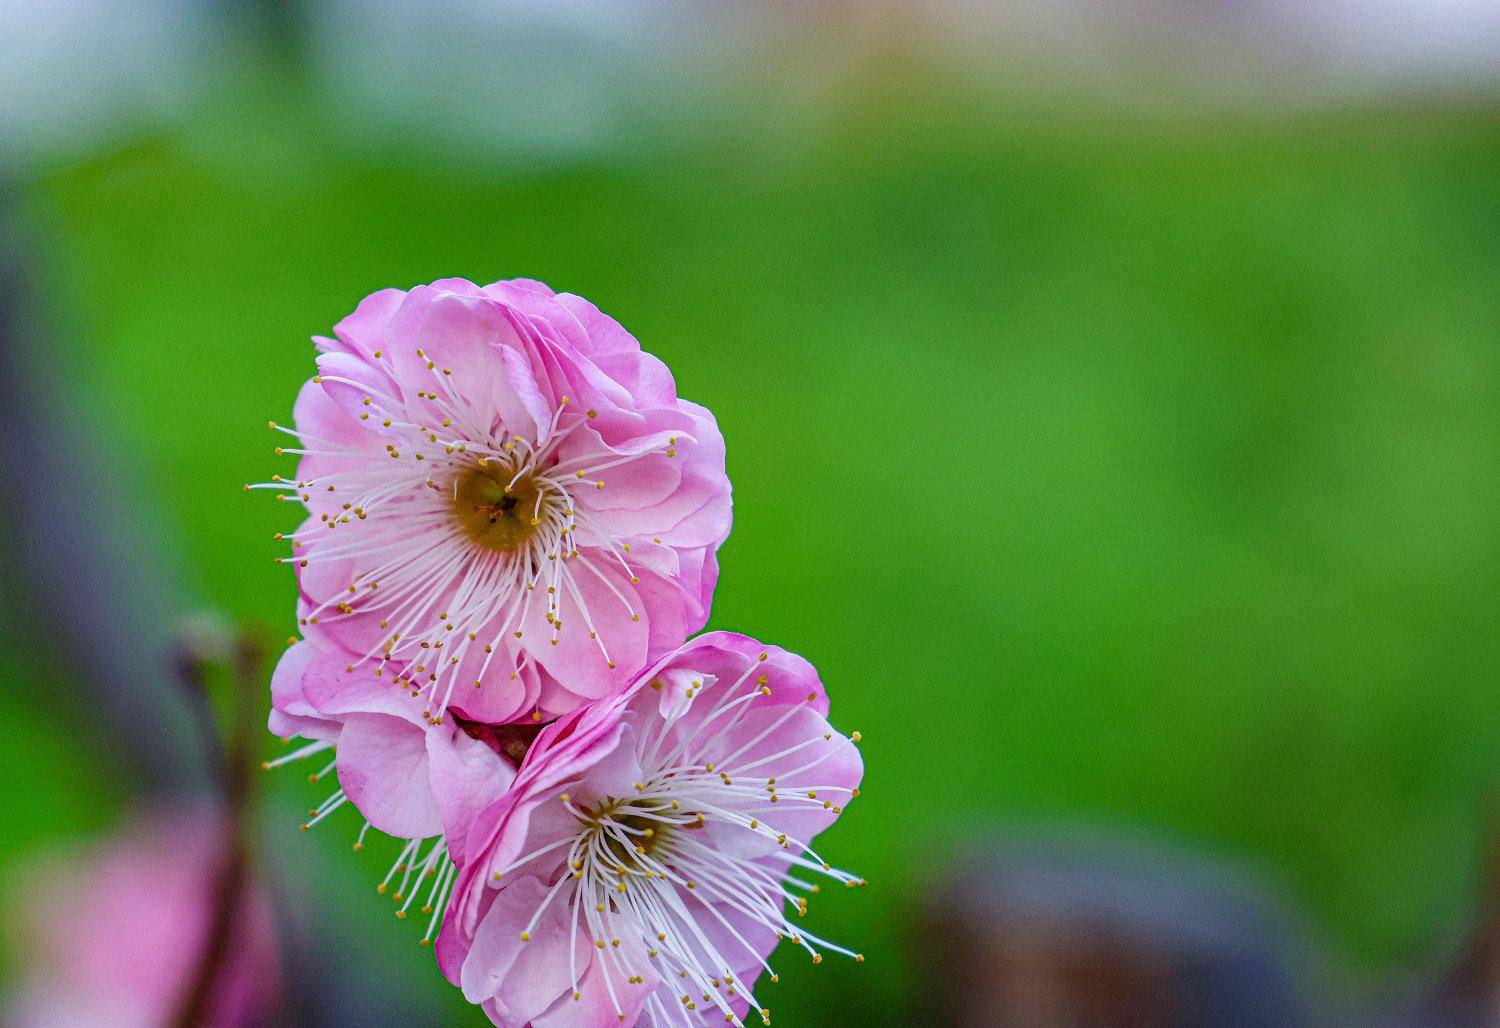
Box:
263;369;680;722
265;741;457;943
502;657;863;1027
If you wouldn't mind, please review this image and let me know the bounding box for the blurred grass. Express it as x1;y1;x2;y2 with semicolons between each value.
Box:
9;63;1500;1021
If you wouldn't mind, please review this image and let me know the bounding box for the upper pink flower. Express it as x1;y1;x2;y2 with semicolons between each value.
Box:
6;808;280;1027
262;278;730;725
435;632;865;1027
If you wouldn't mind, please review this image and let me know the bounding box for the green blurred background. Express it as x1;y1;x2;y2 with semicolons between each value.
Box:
3;3;1500;1023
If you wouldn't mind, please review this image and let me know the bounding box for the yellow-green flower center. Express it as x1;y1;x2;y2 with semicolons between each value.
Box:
452;464;550;552
588;800;673;871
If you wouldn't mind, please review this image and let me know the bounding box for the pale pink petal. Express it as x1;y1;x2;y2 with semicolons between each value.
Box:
268;641;338;741
522;558;647;700
425;722;517;857
529;951;653;1028
299;646;423;724
335;712;443;838
323;286;405;357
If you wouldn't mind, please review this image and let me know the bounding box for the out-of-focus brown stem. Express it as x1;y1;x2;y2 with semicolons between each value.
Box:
171;633;264;1028
1428;805;1500;1023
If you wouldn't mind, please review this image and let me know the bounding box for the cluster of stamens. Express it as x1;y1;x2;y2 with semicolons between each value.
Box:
251;348;680;724
488;655;865;1026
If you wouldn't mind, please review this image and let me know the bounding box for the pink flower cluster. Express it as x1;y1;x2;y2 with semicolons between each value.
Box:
260;279;862;1026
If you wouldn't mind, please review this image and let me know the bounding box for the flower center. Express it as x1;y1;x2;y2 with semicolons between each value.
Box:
452;463;552;552
587;800;672;871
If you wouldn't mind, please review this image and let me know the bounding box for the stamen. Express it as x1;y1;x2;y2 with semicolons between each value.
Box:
501;663;861;1018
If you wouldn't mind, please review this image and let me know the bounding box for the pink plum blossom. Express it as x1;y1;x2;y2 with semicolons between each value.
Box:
256;278;731;726
268;639;524;937
435;632;865;1027
6;808;280;1027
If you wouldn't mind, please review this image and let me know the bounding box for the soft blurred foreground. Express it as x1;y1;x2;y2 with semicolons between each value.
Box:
2;1;1500;1024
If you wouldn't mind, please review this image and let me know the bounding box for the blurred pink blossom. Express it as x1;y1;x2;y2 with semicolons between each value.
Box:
7;808;279;1027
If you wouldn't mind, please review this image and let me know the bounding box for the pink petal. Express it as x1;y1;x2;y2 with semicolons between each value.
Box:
335;713;442;839
299;646;423;724
324;286;406;358
268;641;338;742
459;877;589;1022
425;722;517;857
521;558;647;700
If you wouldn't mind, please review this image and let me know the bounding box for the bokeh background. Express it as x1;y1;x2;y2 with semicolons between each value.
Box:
3;1;1500;1023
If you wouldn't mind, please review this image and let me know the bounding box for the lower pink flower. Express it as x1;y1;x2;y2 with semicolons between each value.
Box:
436;632;865;1027
6;808;279;1027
